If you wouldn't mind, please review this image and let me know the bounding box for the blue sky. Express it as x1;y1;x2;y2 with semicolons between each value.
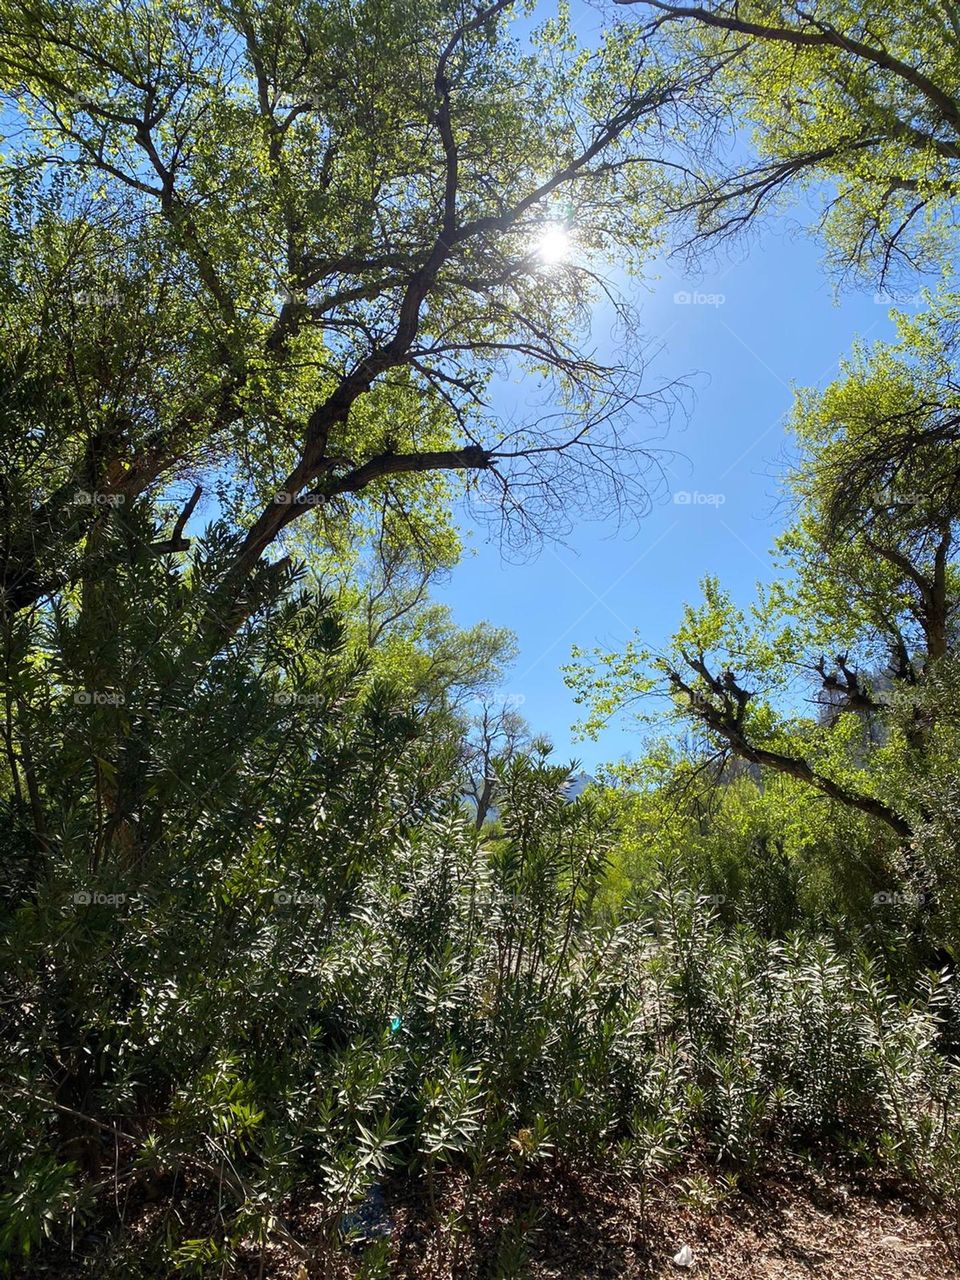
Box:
160;0;918;772
434;220;915;772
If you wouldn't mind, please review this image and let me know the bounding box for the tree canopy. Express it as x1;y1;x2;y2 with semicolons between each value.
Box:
621;0;960;282
0;0;703;633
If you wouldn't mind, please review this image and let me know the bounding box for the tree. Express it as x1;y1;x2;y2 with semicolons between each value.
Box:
620;0;960;283
0;0;699;632
315;506;521;719
460;695;532;826
568;1;960;943
567;304;960;941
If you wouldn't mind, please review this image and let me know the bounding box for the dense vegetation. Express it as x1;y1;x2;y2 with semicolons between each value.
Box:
1;0;959;1275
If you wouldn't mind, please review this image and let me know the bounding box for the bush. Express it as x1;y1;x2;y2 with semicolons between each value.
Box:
1;511;957;1274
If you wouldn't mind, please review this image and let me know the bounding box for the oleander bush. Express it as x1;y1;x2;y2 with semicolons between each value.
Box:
2;523;958;1273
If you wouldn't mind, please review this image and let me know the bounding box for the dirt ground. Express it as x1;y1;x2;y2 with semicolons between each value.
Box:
30;1155;959;1278
264;1157;959;1279
522;1164;953;1279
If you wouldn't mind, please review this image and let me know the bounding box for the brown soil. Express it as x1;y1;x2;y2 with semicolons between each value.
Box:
256;1157;959;1279
29;1157;958;1278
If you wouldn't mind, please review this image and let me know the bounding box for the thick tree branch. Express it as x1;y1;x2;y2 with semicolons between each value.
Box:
668;665;914;839
618;1;960;135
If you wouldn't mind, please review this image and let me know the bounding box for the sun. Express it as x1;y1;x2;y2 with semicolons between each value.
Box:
536;223;572;265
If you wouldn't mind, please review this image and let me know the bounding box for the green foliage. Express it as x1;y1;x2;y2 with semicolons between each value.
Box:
0;0;681;632
5;499;953;1271
626;0;960;284
568;296;960;964
3;3;960;1275
0;1156;84;1265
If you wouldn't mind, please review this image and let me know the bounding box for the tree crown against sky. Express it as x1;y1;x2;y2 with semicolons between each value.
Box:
0;0;722;632
560;2;960;862
620;0;960;285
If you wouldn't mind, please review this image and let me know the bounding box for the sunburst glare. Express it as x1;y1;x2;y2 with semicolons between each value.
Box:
535;223;572;265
